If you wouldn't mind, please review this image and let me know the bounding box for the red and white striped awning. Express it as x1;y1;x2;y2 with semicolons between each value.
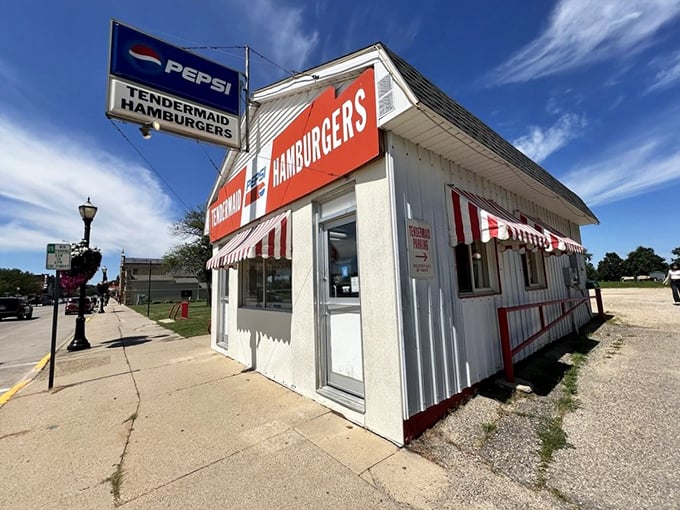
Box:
206;211;292;270
448;186;550;249
518;212;585;255
206;228;253;270
224;210;292;265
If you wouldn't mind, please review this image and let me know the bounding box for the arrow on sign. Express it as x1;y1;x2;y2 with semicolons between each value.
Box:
415;252;428;262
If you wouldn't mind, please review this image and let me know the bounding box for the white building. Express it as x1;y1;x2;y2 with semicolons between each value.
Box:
204;43;598;445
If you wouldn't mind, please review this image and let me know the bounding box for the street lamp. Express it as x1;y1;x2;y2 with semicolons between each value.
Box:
67;198;97;352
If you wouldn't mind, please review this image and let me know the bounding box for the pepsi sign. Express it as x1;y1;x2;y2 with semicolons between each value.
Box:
244;166;267;207
109;21;240;116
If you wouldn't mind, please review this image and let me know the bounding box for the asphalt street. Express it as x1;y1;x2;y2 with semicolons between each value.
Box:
0;303;74;392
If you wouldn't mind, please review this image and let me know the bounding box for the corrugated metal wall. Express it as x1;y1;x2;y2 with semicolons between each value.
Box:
389;135;464;417
389;134;592;419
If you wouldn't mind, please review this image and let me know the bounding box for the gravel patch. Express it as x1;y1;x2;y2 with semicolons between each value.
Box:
410;287;680;509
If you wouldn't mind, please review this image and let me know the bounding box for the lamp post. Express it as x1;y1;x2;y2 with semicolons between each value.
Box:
67;198;98;352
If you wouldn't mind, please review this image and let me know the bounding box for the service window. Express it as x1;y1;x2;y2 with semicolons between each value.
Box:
522;250;547;289
240;257;292;311
455;240;499;295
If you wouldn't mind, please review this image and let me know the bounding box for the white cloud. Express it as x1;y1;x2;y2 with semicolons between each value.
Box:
562;135;680;206
0;113;177;258
512;113;586;162
235;0;319;73
545;96;563;116
646;50;680;92
488;0;680;85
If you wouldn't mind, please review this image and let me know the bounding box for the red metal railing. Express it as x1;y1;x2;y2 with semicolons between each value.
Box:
498;288;604;382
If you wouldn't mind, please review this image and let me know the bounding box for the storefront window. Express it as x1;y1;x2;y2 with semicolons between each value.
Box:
455;240;498;295
240;258;292;310
522;251;547;289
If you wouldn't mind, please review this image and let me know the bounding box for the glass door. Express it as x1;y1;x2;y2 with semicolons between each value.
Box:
319;215;364;398
218;269;229;347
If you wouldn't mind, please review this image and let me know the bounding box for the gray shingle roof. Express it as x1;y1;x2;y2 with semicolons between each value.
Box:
252;41;597;223
381;44;597;222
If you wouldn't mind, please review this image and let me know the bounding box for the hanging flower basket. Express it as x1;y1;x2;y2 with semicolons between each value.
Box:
58;242;102;294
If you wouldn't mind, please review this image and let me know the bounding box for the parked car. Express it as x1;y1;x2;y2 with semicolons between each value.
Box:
0;297;34;320
620;275;660;282
64;297;95;315
649;271;666;282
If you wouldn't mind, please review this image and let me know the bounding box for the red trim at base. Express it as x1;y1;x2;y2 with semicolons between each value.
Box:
403;383;482;444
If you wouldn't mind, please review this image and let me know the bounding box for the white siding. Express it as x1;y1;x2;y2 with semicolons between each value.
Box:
389;135;463;417
388;134;592;419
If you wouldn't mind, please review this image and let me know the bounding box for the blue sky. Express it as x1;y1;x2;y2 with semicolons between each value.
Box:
1;0;680;279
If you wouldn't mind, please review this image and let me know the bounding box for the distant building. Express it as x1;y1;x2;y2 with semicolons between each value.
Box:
118;251;207;305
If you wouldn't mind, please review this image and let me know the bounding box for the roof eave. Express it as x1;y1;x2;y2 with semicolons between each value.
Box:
380;44;598;225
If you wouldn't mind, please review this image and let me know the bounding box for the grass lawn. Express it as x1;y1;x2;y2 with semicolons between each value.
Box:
597;281;665;289
129;301;211;338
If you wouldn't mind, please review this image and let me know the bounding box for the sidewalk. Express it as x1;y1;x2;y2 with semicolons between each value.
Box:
5;292;675;509
0;303;443;509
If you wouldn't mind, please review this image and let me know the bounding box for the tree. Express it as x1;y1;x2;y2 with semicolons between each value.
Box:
163;205;212;302
0;268;42;296
672;247;680;264
584;252;598;280
597;252;625;281
623;246;667;277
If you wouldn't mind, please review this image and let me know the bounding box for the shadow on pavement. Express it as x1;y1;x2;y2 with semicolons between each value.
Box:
50;369;140;392
101;336;152;348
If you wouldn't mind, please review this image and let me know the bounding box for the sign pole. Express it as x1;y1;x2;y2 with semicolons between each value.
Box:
45;243;71;390
48;271;59;390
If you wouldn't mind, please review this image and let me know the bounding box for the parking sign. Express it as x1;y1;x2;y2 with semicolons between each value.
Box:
46;243;71;270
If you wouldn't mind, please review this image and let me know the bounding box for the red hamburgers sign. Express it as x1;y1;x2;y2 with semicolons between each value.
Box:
209;68;378;242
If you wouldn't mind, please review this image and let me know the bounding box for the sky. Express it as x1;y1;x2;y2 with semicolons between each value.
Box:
2;0;680;280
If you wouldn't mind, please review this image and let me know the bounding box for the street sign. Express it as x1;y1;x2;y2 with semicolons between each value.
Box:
46;243;70;388
46;243;71;270
406;219;434;279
